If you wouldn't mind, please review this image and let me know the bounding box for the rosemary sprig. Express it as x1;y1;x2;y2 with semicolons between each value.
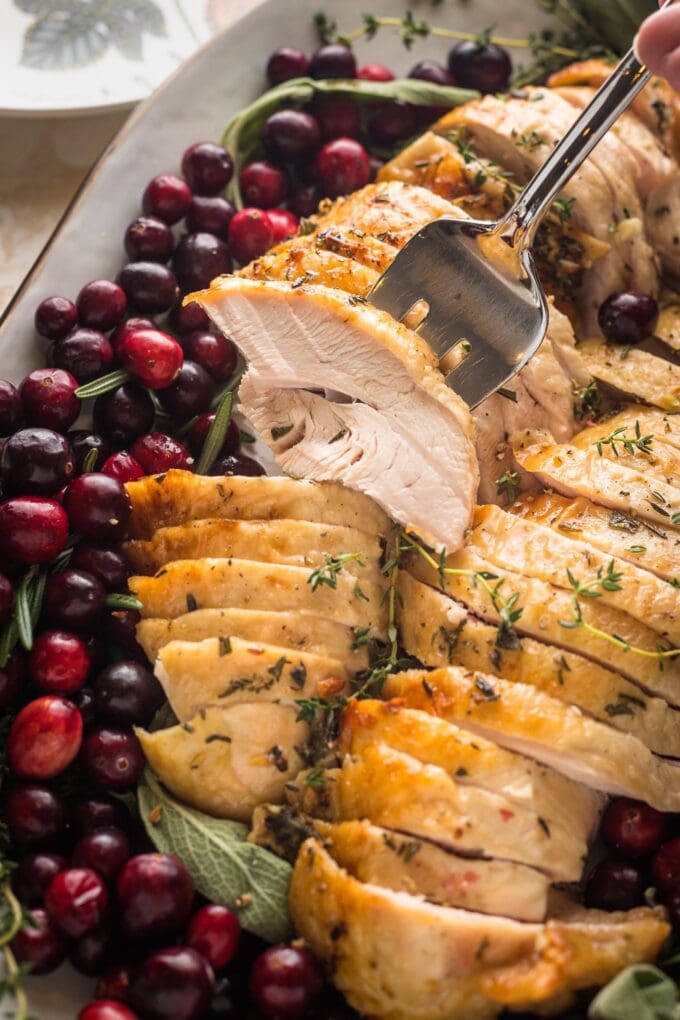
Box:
307;552;366;592
74;368;129;399
595;421;654;458
196;390;234;475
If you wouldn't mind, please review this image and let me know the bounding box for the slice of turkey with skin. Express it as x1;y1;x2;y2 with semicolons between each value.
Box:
656;303;680;353
576;340;680;411
384;668;680;811
396;571;680;757
193;277;479;553
571;418;680;486
588;405;680;453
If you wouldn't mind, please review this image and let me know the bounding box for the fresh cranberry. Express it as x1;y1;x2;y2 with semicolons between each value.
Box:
182;331;237;382
188;905;240;971
118;262;178;315
585;858;644;911
20;367;80;432
96;965;133;1003
12;908;67;974
44;568;107;630
186;196;235;240
71;545;130;592
309;44;356;79
240;161;289;209
170;300;210;334
118;853;194;939
63;473;132;543
117;328;183;390
82;727;145;790
143;174;192;225
652;837;680;893
369;101;417;145
69;430;111;473
267;47;309;85
35;296;78;341
0;380;22;435
315;138;370;197
0;649;23;711
262;110;321;163
77;280;127;331
46;866;108;938
250;945;324;1019
130;432;193;473
158;360;215;418
314;96;361;140
79;1001;139;1020
99;454;141;490
71;924;121;977
13;852;66;907
448;39;512;92
125;216;174;263
132;948;213;1020
598;291;659;344
268;208;299;245
93;660;164;727
182;142;233;196
0;496;69;565
110;317;156;353
210;452;264;477
72;796;127;837
188;413;239;457
94;383;155;446
290;183;321;217
5;783;65;845
173;233;232;292
357;63;394;81
29;629;91;695
107;609;146;663
601;798;667;859
73;826;130;882
8;695;82;778
228;208;274;264
1;427;75;495
409;59;454;85
53;329;114;383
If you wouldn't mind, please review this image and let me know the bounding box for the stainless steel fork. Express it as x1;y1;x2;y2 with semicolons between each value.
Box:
370;2;672;408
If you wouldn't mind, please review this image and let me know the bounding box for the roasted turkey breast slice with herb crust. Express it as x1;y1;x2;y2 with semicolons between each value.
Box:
576;340;680;410
318;178;459;245
125;470;389;540
194;277;478;552
290;838;669;1020
396;572;680;757
241;243;380;295
384;668;680;810
571;417;680;486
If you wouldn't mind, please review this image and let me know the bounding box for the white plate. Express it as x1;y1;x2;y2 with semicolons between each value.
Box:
0;0;556;1014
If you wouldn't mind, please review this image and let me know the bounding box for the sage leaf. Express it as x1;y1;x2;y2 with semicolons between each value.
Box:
196;390;233;475
589;964;680;1020
75;368;129;399
138;770;293;943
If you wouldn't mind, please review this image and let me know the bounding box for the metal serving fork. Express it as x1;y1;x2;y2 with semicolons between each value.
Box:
370;3;672;408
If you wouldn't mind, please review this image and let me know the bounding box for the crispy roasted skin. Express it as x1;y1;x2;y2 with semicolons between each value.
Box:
576;340;680;411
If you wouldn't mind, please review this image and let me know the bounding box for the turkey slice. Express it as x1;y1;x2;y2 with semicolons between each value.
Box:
656;303;680;354
242;242;380;295
577;339;680;410
572;417;680;485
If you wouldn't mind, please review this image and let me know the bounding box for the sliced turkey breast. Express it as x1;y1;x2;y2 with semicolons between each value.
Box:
136;702;308;821
130;558;387;635
396;571;680;757
577;339;680;410
136;608;369;670
384;668;680;810
572;417;680;485
194;277;478;552
290;838;669;1020
319;178;458;244
242;243;380;296
126;469;388;540
644;180;680;282
656;302;680;352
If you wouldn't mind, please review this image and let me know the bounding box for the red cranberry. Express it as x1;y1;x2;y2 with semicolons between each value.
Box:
652;837;680;893
20;367;80;432
0;380;22;435
268;208;299;244
143;174;192;225
118;262;178;315
53;329;114;383
170;300;210;334
117;328;183;389
0;496;69;565
173;233;232;293
44;568;107;629
267;47;309;85
188;413;239;457
131;946;212;1020
71;924;119;977
0;649;24;711
5;783;65;845
94;383;155;446
158;360;215;418
110;317;156;353
601;797;667;859
82;727;145;790
290;183;321;217
210;453;264;477
598;291;659;344
71;545;130;592
107;609;146;661
77;280;127;331
8;695;82;778
72;795;127;837
315;138;370;197
130;432;193;473
188;905;240;971
101;451;144;484
118;853;194;939
409;59;454;85
125;216;174;263
93;660;164;727
73;826;130;882
35;296;78;341
63;473;132;543
96;964;133;1003
13;852;66;907
186;196;235;240
79;1001;138;1020
585;858;644;911
1;427;75;495
357;63;394;81
182;142;233;196
262;110;321;163
182;331;237;382
228;208;274;264
309;44;356;79
250;945;324;1019
46;866;108;938
448;39;512;92
0;571;13;624
240;161;289;209
69;430;111;473
12;908;67;974
30;629;91;694
369;101;417;145
313;96;361;140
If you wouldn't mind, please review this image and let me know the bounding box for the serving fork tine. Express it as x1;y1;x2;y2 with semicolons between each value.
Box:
370;3;672;409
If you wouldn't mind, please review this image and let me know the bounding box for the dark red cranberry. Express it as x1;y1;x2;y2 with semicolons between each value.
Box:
130;432;193;473
240;160;289;209
448;39;512;93
188;414;239;457
53;329;114;383
188;905;240;971
289;183;321;217
93;660;164;727
30;629;91;694
44;568;107;630
409;59;454;85
0;496;69;565
309;44;356;80
186;196;236;240
262;110;321;166
71;545;130;592
110;317;156;353
82;727;145;790
0;380;22;435
173;233;232;292
20;367;80;432
94;383;155;447
250;945;324;1019
131;946;212;1020
228;208;274;264
158;360;215;418
72;796;127;837
182;331;237;383
96;964;133;1003
315;138;371;197
8;695;83;778
267;47;309;85
35;296;78;341
357;63;394;81
170;300;210;334
77;280;127;331
106;609;146;661
71;925;118;977
268;208;300;244
601;798;667;859
5;784;65;845
68;430;111;473
0;571;13;625
117;328;183;389
143;174;192;225
79;1001;138;1020
182;142;233;196
369;101;417;145
118;263;178;315
101;451;144;484
13;852;66;907
652;837;680;893
73;826;130;882
46;866;108;938
313;96;361;140
210;453;264;477
12;908;67;974
118;853;194;939
0;649;24;711
585;858;644;911
63;473;132;543
598;290;659;344
125;216;174;263
1;427;75;495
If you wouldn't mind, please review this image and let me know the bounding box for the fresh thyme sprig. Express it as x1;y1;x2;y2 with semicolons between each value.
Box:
595;421;654;458
307;552;366;592
496;470;521;505
314;11;533;51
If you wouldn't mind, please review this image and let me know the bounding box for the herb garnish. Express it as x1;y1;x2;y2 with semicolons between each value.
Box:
595;421;654;458
496;469;521;504
307;552;366;592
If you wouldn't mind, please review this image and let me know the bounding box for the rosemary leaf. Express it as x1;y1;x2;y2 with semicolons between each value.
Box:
75;368;129;399
105;594;143;612
196;391;234;475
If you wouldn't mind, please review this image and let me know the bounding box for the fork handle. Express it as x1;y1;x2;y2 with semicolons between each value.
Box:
498;0;673;250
